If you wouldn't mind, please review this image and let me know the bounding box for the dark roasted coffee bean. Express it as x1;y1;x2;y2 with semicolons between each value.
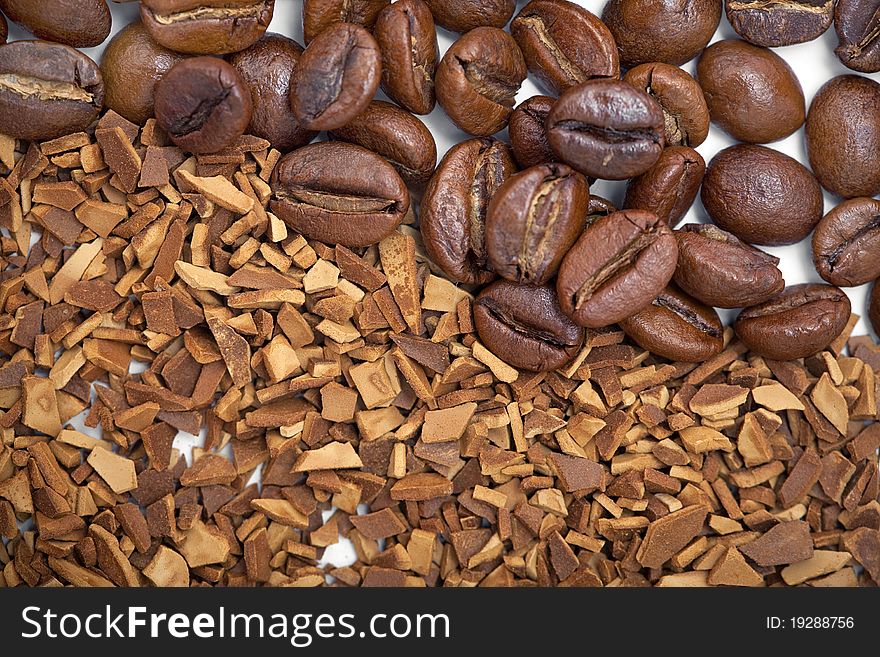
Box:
870;280;880;335
674;224;784;308
154;57;252;154
726;0;834;47
374;0;438;116
697;39;805;144
229;34;317;152
270;142;410;248
623;63;710;147
302;0;390;43
421;138;516;285
290;22;381;132
619;285;724;362
486;163;589;285
510;0;619;95
424;0;516;33
0;0;111;48
806;75;880;199
812;197;880;286
702;144;823;246
623;146;705;227
546;79;665;181
140;0;274;55
602;0;721;67
509;95;555;169
474;280;584;372
556;209;678;328
586;196;617;225
0;41;104;141
436;27;527;137
734;284;852;360
835;0;880;72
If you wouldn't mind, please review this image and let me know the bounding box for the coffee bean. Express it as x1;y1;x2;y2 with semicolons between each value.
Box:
229;34;317;152
140;0;274;55
835;0;880;72
674;223;785;308
623;146;705;227
154;56;252;154
424;0;516;33
586;196;617;225
726;0;834;47
623;62;710;147
374;0;438;116
0;0;111;48
0;41;104;141
270;142;410;248
474;280;584;372
602;0;722;67
806;74;880;198
436;27;527;137
421;138;516;285
619;285;724;362
556;209;678;328
870;280;880;336
546;79;665;181
290;22;382;132
734;284;852;360
697;39;805;144
812;197;880;287
701;144;823;246
486;163;589;286
509;95;555;169
302;0;390;44
510;0;619;96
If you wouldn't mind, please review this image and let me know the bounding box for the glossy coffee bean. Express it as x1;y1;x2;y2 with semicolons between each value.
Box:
619;285;724;362
586;196;617;225
374;0;438;116
486;163;589;286
508;95;555;169
436;27;527;137
0;41;104;141
556;209;678;328
302;0;389;43
674;224;785;308
154;57;252;154
623;63;709;147
812;197;880;286
806;75;880;199
835;0;880;72
726;0;833;47
701;144;823;246
547;79;665;180
474;280;584;372
0;0;111;48
870;280;880;336
140;0;274;55
623;146;705;227
270;142;410;248
424;0;516;33
290;23;381;132
734;284;852;360
602;0;722;67
510;0;619;96
421;138;516;285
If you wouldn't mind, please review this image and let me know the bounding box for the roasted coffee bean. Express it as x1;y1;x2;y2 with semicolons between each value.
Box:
870;280;880;335
270;142;410;248
329;100;437;194
697;39;805;144
602;0;722;67
154;56;252;154
140;0;274;55
510;0;619;96
436;27;527;137
474;280;584;372
623;63;710;147
0;0;111;48
701;144;823;246
509;95;555;169
421;138;516;285
806;75;880;199
586;196;617;225
835;0;880;72
734;284;852;360
302;0;390;43
290;22;381;132
674;224;785;308
623;146;705;227
812;197;880;286
486;163;589;285
424;0;516;33
726;0;834;47
101;21;187;125
546;79;665;181
556;209;678;328
619;285;724;362
0;41;104;141
374;0;438;115
229;34;317;152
